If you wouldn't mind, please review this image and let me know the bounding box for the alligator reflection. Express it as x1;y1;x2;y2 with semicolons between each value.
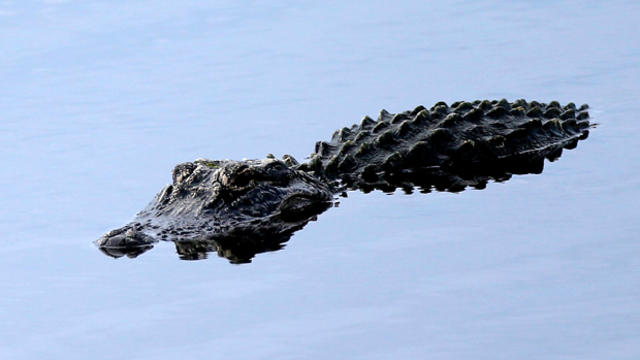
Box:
99;142;581;263
99;205;329;263
174;227;300;263
100;226;307;264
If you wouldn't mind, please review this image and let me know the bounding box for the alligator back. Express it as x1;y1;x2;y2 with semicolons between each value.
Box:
300;99;590;192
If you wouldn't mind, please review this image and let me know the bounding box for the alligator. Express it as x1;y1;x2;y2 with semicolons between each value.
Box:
96;99;591;263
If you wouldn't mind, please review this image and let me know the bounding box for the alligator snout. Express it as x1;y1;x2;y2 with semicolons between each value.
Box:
95;224;157;250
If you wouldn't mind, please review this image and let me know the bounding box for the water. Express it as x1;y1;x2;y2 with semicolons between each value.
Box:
1;1;639;358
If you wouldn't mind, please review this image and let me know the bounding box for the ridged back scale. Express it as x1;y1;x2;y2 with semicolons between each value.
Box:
299;99;590;188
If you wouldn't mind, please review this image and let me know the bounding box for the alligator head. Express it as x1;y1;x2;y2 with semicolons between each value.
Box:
96;157;335;260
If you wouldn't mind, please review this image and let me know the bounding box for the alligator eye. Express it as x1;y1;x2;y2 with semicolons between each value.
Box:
267;161;292;174
267;162;285;171
229;168;253;188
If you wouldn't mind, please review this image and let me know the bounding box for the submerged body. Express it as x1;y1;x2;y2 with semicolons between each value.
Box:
97;99;591;262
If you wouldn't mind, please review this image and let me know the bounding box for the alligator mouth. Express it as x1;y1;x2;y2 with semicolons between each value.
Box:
279;193;333;222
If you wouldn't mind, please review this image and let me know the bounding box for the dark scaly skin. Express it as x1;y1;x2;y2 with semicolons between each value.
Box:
96;99;591;262
302;99;590;192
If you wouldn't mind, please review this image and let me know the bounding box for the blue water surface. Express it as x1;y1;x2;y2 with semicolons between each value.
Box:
1;1;639;359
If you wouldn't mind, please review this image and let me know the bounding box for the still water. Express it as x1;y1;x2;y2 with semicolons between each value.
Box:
1;1;639;359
